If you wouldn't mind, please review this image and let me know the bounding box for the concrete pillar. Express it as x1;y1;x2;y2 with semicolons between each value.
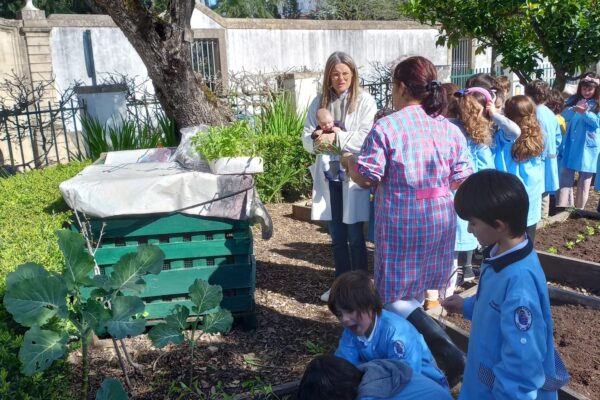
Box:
281;72;320;115
18;1;55;102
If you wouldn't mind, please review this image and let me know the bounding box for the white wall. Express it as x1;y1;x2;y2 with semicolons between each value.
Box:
50;27;154;96
222;28;449;77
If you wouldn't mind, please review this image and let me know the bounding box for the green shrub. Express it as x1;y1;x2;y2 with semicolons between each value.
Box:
0;162;89;399
255;94;312;203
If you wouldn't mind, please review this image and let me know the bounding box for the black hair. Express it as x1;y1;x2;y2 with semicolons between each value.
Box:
328;271;383;318
454;169;528;237
393;56;447;117
525;80;550;105
565;72;600;113
297;355;363;400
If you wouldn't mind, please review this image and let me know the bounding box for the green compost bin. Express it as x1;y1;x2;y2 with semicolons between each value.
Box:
80;212;257;329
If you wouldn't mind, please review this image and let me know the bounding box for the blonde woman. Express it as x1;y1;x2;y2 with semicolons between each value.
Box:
302;51;377;302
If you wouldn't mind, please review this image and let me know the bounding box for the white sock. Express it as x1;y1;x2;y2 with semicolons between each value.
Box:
385;295;424;318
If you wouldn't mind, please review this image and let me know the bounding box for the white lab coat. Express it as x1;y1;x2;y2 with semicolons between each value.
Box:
302;91;377;223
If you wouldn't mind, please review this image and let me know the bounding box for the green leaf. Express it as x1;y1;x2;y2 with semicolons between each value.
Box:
95;378;129;400
189;279;223;314
164;304;190;330
4;275;68;327
82;299;111;336
6;262;49;290
19;326;68;376
201;309;233;334
57;229;95;290
106;296;146;339
148;323;185;348
109;245;165;295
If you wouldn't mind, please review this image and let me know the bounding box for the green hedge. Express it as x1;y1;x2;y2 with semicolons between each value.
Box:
0;161;89;400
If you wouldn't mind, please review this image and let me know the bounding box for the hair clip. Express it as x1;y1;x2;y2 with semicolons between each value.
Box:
426;80;441;91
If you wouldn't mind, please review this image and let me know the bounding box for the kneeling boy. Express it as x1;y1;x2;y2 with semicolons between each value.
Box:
329;271;449;389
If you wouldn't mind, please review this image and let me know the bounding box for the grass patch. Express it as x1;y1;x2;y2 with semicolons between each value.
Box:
0;161;89;399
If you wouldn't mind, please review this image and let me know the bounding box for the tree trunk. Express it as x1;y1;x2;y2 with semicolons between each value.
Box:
93;0;233;131
552;71;567;91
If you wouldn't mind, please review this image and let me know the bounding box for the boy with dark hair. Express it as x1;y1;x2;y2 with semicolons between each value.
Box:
297;354;453;400
328;271;451;389
443;169;569;399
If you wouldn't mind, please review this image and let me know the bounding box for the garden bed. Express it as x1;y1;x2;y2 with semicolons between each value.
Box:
536;214;600;264
68;203;599;399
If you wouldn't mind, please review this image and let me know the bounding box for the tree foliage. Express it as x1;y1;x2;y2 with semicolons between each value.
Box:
215;0;281;18
315;0;405;20
0;0;96;18
404;0;600;89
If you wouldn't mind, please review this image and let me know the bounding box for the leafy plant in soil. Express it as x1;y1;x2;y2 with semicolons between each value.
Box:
192;121;258;161
148;279;233;387
3;229;164;400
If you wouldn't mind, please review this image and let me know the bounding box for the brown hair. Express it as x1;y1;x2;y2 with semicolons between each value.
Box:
442;82;459;118
392;56;447;117
456;92;493;145
524;80;549;105
320;51;361;114
466;73;504;106
328;271;382;318
546;89;565;114
505;95;544;162
495;75;511;96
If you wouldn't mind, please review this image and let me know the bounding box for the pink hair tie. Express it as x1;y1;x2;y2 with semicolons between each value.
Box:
465;87;494;103
581;76;600;85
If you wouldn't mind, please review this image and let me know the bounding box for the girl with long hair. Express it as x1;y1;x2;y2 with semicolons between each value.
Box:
493;95;544;241
556;72;600;209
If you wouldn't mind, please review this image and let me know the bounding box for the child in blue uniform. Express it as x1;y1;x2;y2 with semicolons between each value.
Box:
443;169;569;400
556;73;600;209
297;354;453;400
451;87;496;283
491;95;545;243
525;80;562;219
328;271;450;389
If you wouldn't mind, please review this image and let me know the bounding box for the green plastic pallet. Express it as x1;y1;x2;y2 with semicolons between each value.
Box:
78;213;257;329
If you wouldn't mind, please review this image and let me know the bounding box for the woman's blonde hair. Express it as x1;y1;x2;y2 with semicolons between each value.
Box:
505;95;544;162
457;92;493;145
320;51;360;114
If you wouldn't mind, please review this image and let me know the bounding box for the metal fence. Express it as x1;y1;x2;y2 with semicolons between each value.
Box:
1;100;85;173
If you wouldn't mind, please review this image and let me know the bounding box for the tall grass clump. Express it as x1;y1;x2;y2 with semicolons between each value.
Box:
81;112;177;160
255;93;312;203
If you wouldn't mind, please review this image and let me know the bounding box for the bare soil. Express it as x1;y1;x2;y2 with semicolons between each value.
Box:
536;216;600;264
445;303;600;399
73;203;600;399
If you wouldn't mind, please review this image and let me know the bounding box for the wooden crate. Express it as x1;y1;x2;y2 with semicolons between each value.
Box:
83;213;256;329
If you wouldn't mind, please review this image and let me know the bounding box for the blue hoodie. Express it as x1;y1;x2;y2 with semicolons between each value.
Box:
358;359;453;400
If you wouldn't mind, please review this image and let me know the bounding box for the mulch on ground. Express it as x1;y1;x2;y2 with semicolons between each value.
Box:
71;202;599;399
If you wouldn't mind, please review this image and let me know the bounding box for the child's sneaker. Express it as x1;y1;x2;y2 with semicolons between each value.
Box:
462;265;476;282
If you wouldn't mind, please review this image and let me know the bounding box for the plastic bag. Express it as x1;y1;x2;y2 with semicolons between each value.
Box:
174;125;210;170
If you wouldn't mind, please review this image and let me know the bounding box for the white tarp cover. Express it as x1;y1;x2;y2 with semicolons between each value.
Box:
59;149;272;239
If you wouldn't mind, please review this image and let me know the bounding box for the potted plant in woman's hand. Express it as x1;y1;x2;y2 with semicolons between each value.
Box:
192;120;263;174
